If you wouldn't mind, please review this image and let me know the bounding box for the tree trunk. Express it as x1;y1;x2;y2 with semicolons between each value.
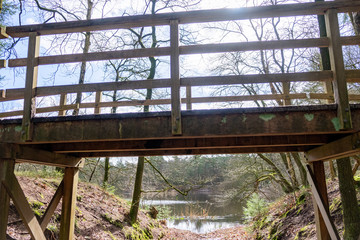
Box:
291;152;308;186
129;156;145;224
88;157;100;182
129;1;158;223
73;0;93;116
103;157;110;188
336;158;360;239
286;153;299;188
258;154;294;193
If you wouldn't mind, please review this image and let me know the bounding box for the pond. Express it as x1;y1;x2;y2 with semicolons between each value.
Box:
141;191;244;234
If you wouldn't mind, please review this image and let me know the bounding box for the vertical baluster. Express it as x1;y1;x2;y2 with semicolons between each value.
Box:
58;93;67;116
170;19;182;135
94;91;102;114
186;86;192;110
22;32;40;141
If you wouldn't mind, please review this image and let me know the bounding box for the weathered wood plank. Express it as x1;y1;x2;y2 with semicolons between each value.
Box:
40;134;347;153
8;47;171;67
340;35;360;46
0;71;335;103
94;91;102;114
14;145;83;168
8;38;329;68
58;94;67;116
75;146;310;157
186;86;192;110
180;38;329;55
3;1;360;38
346;70;360;83
306;132;360;162
306;164;340;240
0;105;349;143
0;93;311;118
0;159;15;239
0;26;8;38
59;167;79;240
2;170;46;240
21;32;40;141
325;9;352;130
0;59;6;68
170;20;182;135
40;180;64;231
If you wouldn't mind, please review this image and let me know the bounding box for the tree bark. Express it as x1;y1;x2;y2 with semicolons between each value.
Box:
129;156;145;224
129;0;158;224
103;157;110;188
336;158;360;240
258;154;294;193
291;152;308;186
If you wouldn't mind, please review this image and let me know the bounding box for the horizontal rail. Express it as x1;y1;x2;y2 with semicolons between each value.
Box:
0;93;308;118
6;36;359;68
2;1;360;39
0;71;337;102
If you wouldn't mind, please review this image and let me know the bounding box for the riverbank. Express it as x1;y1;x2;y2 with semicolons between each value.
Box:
163;226;250;240
6;175;359;239
7;175;248;239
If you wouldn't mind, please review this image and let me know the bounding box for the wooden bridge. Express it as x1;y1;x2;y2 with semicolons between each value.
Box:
1;1;360;239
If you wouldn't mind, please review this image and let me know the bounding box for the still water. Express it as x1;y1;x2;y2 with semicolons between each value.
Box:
141;192;244;234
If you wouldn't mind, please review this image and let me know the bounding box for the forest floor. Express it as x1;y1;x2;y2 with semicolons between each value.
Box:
5;175;359;239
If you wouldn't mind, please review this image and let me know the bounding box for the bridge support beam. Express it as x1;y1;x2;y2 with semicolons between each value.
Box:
0;159;14;240
306;163;340;240
0;144;82;240
59;167;79;240
306;132;360;162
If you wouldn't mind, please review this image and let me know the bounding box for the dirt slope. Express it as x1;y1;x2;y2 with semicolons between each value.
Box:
6;176;248;240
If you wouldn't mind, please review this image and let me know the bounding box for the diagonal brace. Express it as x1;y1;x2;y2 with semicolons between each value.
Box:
1;170;46;240
305;132;360;162
305;165;340;240
40;180;64;231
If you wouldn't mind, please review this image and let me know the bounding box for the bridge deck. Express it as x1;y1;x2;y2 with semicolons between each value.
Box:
0;104;358;158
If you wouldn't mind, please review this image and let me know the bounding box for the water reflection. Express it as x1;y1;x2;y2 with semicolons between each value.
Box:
167;216;242;234
141;192;244;234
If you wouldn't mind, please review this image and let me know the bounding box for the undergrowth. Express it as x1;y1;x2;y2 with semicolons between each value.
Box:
246;188;311;240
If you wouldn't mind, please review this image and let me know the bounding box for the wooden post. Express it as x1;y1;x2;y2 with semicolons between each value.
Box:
282;82;291;106
58;93;67;116
325;9;352;130
186;86;192;110
59;167;79;240
94;91;102;114
2;169;46;240
0;159;15;239
307;162;340;240
22;32;40;141
170;20;182;135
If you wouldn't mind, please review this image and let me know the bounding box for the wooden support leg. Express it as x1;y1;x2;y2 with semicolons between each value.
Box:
310;162;330;240
307;162;340;240
59;167;79;240
2;169;46;240
0;159;14;240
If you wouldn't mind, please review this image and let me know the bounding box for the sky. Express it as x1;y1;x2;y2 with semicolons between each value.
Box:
0;0;354;162
0;0;348;116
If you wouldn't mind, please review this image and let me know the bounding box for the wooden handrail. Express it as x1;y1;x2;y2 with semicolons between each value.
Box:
1;1;360;39
0;1;359;121
0;71;337;102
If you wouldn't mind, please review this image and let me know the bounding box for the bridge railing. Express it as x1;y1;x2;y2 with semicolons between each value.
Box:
0;0;360;138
